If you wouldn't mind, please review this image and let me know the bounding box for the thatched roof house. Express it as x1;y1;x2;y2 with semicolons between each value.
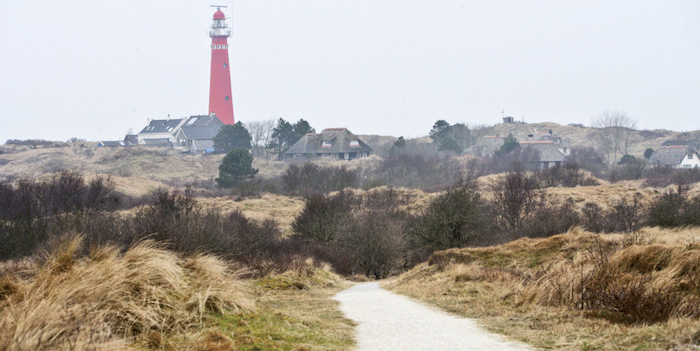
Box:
284;128;372;160
517;141;567;169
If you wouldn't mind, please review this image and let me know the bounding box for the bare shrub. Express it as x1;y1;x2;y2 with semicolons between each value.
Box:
282;163;359;196
565;147;607;177
367;153;462;191
523;233;700;324
533;163;599;188
291;188;414;278
291;190;356;245
517;197;580;238
490;170;538;234
644;167;700;188
0;172;119;259
647;183;700;228
410;181;491;250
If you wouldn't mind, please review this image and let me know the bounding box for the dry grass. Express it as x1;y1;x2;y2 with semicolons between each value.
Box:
386;227;700;350
0;235;356;350
0;235;252;350
197;193;306;235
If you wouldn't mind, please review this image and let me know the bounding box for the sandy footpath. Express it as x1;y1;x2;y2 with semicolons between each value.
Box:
334;282;531;351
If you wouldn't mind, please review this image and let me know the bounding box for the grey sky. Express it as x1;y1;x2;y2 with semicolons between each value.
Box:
1;1;698;143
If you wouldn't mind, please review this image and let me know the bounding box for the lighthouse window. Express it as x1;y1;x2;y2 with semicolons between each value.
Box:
223;63;227;68
225;96;229;101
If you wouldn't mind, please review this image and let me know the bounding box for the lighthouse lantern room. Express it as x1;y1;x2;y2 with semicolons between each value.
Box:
208;6;235;125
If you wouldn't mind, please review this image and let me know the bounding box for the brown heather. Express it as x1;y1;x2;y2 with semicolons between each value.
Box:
0;235;252;351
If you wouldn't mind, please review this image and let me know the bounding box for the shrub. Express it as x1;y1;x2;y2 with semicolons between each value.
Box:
369;153;462;190
0;172;119;259
291;190;355;245
291;188;415;278
490;170;538;233
566;147;607;177
644;167;700;188
533;163;599;188
282;163;359;196
647;184;700;228
516;196;580;238
410;181;490;250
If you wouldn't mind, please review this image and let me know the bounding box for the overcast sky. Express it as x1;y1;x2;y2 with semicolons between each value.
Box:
1;1;699;142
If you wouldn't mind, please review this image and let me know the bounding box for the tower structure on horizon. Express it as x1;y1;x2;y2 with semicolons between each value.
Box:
208;6;234;125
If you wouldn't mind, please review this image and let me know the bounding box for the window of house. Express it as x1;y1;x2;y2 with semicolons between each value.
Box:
322;140;331;147
350;140;360;147
689;153;694;159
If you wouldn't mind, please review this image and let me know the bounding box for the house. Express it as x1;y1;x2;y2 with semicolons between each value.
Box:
516;141;567;169
97;140;125;147
465;135;505;157
174;114;224;153
527;132;571;156
648;145;700;169
137;118;186;146
284;128;372;160
503;116;515;124
135;114;223;150
123;134;138;146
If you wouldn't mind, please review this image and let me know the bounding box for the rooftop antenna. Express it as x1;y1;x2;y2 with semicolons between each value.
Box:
521;91;524;123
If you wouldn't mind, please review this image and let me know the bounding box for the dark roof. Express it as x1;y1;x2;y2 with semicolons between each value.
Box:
139;119;183;134
518;141;567;162
182;114;223;127
123;134;138;146
178;125;222;140
532;133;571;148
98;141;125;147
648;146;695;165
466;136;505;156
285;128;372;155
142;138;172;147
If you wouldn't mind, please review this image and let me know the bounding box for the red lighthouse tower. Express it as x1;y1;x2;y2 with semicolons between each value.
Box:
208;6;234;125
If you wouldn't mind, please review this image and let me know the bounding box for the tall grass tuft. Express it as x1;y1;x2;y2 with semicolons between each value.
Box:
0;235;252;350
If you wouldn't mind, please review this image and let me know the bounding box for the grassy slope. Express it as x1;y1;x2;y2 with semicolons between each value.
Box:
0;238;354;351
386;227;700;350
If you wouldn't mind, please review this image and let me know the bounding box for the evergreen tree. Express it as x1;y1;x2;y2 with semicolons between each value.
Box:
390;136;406;155
644;148;654;159
216;148;258;188
495;133;518;156
213;122;252;153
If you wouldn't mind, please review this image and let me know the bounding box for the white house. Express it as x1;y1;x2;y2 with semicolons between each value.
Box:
648;146;700;169
137;118;186;146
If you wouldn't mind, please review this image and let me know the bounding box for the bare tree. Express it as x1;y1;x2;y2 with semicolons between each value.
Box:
246;119;275;158
591;110;638;164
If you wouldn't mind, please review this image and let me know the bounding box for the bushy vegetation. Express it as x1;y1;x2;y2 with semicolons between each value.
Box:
0;171;120;259
292;189;411;278
281;163;359;196
366;152;462;191
390;228;700;349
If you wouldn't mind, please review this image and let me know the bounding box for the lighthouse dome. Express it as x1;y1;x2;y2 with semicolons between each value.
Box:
213;10;225;20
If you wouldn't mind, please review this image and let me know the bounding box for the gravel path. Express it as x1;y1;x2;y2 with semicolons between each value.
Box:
334;282;532;351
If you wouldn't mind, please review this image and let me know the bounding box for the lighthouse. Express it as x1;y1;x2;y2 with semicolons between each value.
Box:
208;6;235;125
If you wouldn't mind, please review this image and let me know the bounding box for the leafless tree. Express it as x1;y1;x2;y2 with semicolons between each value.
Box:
247;119;275;158
591;110;638;164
